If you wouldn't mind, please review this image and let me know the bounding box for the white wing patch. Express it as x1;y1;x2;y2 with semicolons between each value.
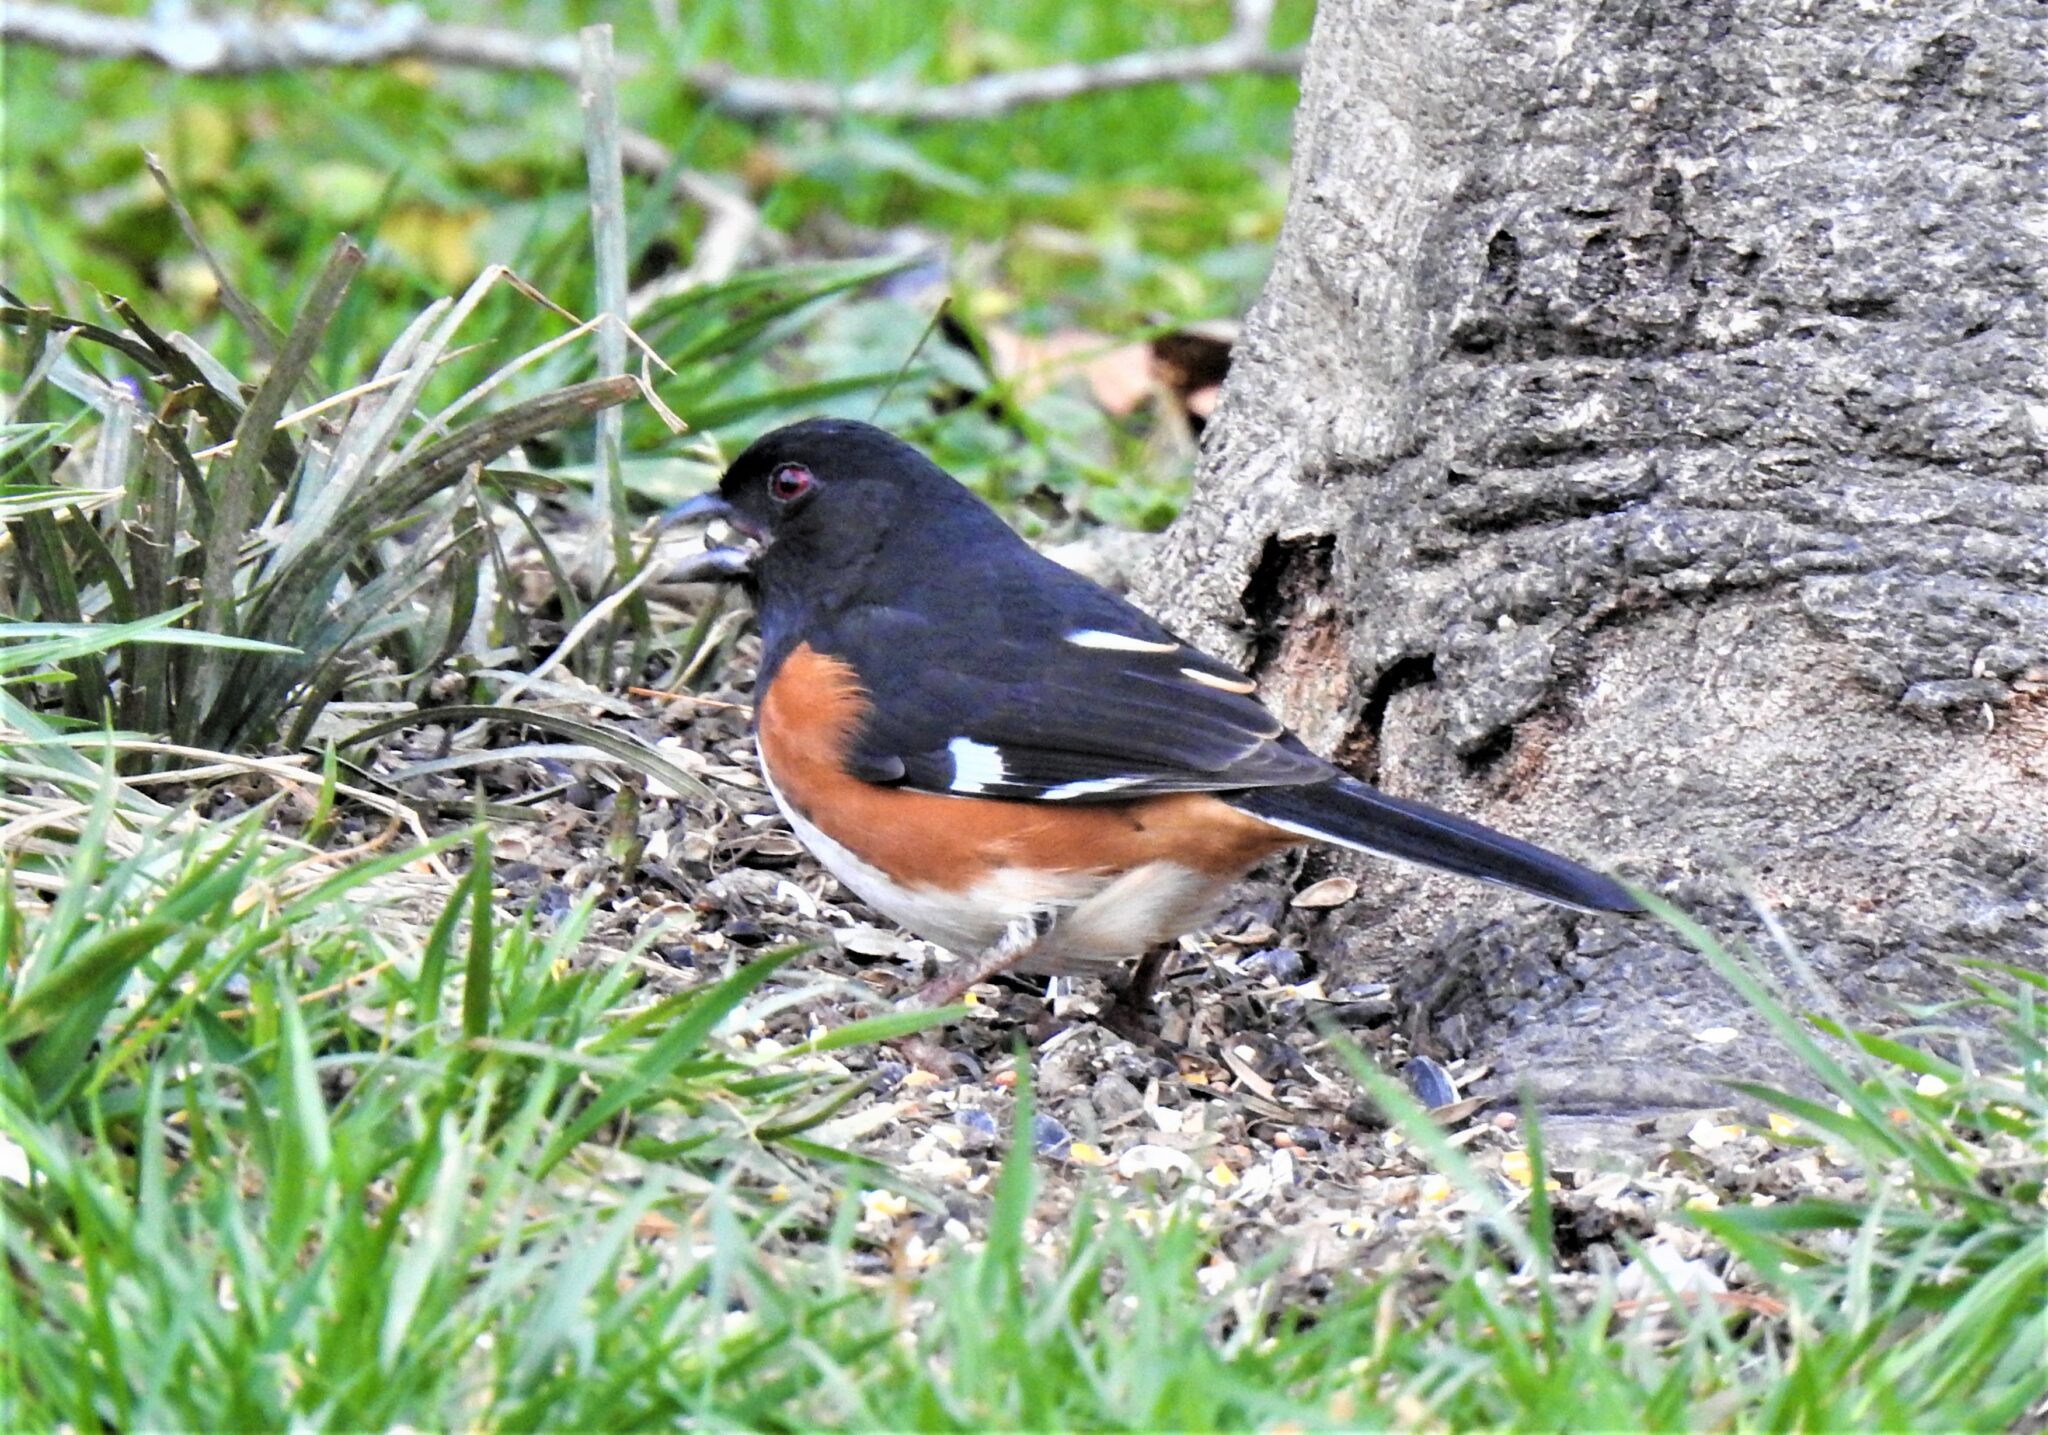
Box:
1066;628;1179;653
1041;775;1152;801
1181;665;1257;695
946;736;1010;794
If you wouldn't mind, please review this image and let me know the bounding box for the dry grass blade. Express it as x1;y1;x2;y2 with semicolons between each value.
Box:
328;265;515;485
189;343;487;461
384;741;616;782
489;555;664;706
388;324;601;467
579;23;631;582
337;702;714;804
272;296;450;577
1;734;436;838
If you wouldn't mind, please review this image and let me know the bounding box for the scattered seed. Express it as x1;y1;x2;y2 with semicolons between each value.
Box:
1290;876;1358;909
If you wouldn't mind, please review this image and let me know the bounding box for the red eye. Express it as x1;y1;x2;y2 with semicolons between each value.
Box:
767;462;814;503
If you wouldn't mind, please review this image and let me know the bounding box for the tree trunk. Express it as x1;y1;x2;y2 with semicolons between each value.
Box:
1145;0;2047;1116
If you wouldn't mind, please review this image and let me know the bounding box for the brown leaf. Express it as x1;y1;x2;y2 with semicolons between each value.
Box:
984;326;1155;414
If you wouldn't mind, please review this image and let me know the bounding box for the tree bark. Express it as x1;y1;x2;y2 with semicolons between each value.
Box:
1146;0;2047;1116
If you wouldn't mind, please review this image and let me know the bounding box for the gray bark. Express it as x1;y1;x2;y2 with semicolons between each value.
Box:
1145;0;2048;1115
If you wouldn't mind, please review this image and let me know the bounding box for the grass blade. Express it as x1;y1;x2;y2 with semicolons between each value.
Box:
579;23;633;585
535;946;801;1176
461;827;496;1040
194;237;363;701
144;152;288;364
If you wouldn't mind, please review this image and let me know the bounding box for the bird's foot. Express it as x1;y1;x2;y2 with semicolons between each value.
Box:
907;908;1055;1009
892;910;1056;1077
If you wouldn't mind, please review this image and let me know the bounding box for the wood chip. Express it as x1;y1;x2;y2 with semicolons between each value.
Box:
1428;1096;1487;1126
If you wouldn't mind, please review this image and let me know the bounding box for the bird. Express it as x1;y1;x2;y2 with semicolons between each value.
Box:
667;417;1640;1012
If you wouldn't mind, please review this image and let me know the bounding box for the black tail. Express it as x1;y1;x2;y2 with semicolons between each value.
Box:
1230;777;1641;914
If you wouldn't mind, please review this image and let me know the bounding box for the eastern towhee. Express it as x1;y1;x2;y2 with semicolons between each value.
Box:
669;418;1639;1009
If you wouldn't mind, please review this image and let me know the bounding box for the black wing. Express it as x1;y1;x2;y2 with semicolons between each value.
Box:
813;552;1334;802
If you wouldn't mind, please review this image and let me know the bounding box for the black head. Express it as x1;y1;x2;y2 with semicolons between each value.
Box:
665;418;1013;601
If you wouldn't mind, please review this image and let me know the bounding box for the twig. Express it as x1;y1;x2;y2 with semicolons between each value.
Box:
626;686;752;716
3;1;1301;121
2;3;581;77
0;736;449;871
187;341;484;459
703;1;1295;123
209;958;401;1024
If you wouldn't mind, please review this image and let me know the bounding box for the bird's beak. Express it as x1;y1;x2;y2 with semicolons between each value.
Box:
662;490;762;582
663;491;737;528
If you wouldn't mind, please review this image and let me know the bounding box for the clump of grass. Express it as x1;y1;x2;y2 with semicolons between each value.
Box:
3;240;642;751
0;745;949;1430
1676;904;2048;1428
1301;903;2048;1431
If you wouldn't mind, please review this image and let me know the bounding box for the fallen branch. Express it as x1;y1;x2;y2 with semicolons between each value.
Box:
694;39;1304;123
3;0;1302;122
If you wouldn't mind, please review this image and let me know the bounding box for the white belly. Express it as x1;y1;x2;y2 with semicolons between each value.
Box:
762;768;1224;974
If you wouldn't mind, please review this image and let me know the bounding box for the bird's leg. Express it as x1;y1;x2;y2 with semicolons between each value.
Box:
1115;949;1169;1014
910;908;1057;1009
894;910;1057;1079
1103;947;1173;1039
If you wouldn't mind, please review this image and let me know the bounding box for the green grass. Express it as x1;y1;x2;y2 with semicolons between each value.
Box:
4;752;2042;1428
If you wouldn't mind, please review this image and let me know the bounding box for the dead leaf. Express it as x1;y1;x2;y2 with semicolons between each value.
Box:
985;326;1155;413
